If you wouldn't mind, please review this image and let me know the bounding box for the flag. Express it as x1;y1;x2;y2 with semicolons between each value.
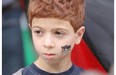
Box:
71;0;114;72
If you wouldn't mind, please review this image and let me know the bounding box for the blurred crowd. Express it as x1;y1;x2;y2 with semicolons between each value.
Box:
2;0;25;75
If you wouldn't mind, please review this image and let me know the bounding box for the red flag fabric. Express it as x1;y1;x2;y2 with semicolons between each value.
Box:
19;0;25;10
71;39;106;73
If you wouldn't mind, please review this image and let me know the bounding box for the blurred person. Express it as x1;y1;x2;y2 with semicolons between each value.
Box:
109;64;114;75
80;64;114;75
80;65;114;75
2;0;24;75
80;70;106;75
84;0;114;71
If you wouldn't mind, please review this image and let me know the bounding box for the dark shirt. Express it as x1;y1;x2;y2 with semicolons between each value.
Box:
22;63;84;75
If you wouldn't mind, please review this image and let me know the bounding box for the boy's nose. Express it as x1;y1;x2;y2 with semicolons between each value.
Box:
43;35;55;48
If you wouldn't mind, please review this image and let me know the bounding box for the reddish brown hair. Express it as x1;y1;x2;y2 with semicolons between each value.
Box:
28;0;85;32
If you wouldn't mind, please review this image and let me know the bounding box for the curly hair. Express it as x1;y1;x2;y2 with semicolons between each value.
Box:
28;0;85;32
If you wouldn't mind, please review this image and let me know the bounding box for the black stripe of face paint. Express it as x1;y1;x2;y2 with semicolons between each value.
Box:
61;45;71;53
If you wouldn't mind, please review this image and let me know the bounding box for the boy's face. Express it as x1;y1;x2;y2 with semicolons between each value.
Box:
31;18;85;63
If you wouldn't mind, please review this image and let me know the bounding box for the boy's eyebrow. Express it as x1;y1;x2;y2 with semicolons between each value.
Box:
32;26;44;30
32;26;69;32
52;28;69;32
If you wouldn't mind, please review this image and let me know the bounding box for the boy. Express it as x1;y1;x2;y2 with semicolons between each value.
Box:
13;0;85;75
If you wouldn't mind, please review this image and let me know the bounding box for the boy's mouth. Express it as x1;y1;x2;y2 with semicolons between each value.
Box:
44;53;55;56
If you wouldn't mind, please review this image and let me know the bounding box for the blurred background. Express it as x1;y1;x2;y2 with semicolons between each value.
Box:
2;0;37;75
2;0;114;75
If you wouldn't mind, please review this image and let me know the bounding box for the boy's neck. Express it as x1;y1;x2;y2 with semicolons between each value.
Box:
34;54;72;73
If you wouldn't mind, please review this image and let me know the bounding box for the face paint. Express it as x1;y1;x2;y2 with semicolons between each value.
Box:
61;45;71;53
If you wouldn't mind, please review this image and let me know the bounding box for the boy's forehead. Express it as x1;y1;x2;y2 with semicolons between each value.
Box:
32;18;70;25
32;18;74;32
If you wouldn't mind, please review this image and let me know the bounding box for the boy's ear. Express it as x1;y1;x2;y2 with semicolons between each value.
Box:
28;23;32;30
75;26;85;44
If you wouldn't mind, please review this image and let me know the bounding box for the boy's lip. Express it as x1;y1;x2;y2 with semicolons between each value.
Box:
43;53;55;56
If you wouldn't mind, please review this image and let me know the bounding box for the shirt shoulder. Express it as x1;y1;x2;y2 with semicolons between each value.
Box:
22;63;85;75
22;65;38;75
71;65;84;75
12;68;24;75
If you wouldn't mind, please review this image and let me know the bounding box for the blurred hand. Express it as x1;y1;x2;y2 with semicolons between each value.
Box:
80;70;106;75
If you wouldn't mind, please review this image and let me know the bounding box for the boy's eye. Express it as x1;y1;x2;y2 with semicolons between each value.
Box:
36;31;41;34
35;30;43;35
55;31;64;36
